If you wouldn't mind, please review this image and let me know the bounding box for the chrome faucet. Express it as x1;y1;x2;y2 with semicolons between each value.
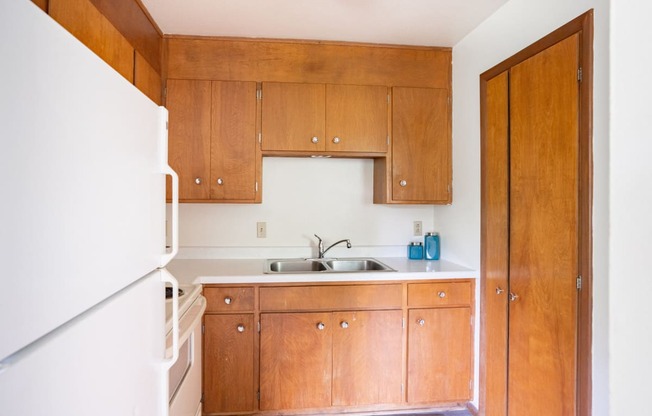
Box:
314;234;352;258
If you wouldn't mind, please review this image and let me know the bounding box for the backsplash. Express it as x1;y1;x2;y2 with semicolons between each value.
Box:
168;157;437;259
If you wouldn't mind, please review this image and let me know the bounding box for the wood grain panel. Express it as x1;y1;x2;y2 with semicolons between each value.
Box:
325;84;388;152
134;51;161;104
165;79;211;200
391;87;450;203
204;286;254;312
332;310;403;406
407;308;472;403
508;33;579;416
31;0;48;12
203;314;255;413
259;284;402;311
88;0;161;73
479;71;509;416
260;312;332;410
49;0;134;82
407;281;473;307
167;37;451;88
210;81;258;201
261;82;325;152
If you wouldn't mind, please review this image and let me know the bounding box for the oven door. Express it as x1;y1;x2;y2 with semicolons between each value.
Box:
168;295;206;416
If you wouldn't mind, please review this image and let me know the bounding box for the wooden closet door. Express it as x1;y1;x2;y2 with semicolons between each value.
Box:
508;33;579;415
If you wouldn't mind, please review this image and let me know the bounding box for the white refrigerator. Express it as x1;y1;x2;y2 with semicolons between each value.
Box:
0;0;180;414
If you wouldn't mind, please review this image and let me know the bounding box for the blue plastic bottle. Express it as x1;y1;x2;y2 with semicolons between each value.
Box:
424;232;440;260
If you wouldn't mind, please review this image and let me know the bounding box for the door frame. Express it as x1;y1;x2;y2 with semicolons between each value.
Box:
479;10;593;416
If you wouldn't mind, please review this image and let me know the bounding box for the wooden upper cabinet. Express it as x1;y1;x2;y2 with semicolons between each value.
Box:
166;79;211;201
261;82;325;152
210;81;258;201
390;87;451;203
166;79;260;202
261;82;388;154
325;84;388;152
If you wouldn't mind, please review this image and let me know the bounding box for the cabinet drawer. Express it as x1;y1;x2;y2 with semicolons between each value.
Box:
260;284;402;311
204;286;255;312
407;281;472;307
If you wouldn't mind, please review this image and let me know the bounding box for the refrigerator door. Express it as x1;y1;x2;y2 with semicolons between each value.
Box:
0;271;167;415
0;0;173;360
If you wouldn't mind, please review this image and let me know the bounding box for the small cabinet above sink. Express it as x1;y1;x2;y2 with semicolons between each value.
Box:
265;258;396;274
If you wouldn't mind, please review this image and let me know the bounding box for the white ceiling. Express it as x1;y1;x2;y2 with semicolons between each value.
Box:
141;0;509;47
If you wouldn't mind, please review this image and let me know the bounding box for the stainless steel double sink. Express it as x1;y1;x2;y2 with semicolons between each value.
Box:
264;257;396;274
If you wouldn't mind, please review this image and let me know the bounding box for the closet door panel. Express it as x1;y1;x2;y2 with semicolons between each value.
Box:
508;33;580;416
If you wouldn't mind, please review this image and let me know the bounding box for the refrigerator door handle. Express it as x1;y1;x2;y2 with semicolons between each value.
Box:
158;107;179;268
161;268;179;369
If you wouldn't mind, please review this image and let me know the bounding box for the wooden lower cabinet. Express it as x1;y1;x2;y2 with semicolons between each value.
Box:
407;307;472;403
203;313;255;414
204;280;473;415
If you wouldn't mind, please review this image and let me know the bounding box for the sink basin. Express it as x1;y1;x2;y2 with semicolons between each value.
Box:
267;259;327;273
264;258;395;274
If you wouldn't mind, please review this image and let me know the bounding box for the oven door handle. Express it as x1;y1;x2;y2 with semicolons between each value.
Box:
161;268;179;369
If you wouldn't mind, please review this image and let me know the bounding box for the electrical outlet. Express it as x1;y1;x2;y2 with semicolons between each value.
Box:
413;221;423;236
257;222;267;238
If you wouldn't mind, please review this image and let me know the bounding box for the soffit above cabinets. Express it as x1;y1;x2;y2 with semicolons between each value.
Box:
140;0;508;47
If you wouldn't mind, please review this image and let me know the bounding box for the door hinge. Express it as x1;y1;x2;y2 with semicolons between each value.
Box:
578;67;583;82
577;275;582;290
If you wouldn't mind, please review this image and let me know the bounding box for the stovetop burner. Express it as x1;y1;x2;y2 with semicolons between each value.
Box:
165;287;185;299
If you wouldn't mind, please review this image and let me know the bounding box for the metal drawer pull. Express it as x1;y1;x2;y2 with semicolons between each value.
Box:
399;180;407;187
340;321;349;329
216;177;224;185
316;322;325;330
194;177;202;185
311;136;319;144
438;291;446;298
333;137;341;144
509;292;519;302
237;324;245;333
417;319;425;327
496;287;505;295
224;296;232;305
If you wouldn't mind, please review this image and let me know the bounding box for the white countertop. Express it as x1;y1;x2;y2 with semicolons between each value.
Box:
166;257;477;285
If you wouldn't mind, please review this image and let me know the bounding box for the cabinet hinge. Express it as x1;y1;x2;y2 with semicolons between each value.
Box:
258;132;262;144
257;89;262;100
255;181;258;192
578;67;583;82
387;93;390;104
402;317;405;329
165;121;168;131
577;275;582;290
163;87;167;100
257;321;261;333
257;390;261;401
401;383;404;394
387;135;390;146
201;324;205;334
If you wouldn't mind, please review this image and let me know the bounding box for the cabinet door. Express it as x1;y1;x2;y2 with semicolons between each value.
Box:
203;314;255;413
332;310;403;406
392;87;450;203
325;84;388;152
166;79;211;200
407;308;472;403
260;312;332;410
261;82;325;152
210;81;258;201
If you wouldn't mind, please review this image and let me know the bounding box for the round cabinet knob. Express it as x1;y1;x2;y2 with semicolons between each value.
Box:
311;136;319;144
417;319;426;327
399;180;407;187
495;287;505;295
332;137;341;144
509;293;520;302
316;322;325;330
194;177;202;185
340;321;349;329
216;178;224;185
224;296;232;305
237;324;245;333
438;291;446;298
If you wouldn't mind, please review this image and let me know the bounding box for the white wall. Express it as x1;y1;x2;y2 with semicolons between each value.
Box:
444;0;610;413
175;157;437;258
609;1;652;414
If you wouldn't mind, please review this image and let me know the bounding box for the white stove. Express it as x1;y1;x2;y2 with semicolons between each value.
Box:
165;283;206;416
